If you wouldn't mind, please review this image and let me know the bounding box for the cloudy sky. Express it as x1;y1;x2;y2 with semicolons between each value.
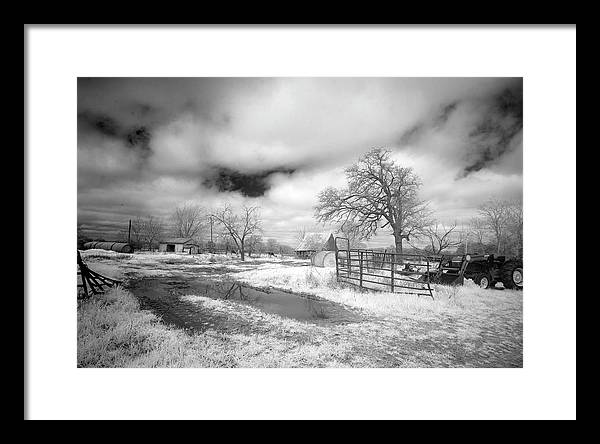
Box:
78;77;523;248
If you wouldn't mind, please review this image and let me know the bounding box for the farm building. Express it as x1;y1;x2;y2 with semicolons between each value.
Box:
295;232;336;258
158;238;200;254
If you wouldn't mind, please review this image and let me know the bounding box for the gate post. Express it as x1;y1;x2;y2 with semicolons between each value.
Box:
359;251;363;288
426;257;433;299
347;240;351;278
390;256;395;293
335;246;339;281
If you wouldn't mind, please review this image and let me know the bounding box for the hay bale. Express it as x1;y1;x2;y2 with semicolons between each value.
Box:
311;251;336;267
83;241;133;253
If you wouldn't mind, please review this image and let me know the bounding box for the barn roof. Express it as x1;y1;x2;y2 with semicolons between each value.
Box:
160;237;198;245
295;232;334;251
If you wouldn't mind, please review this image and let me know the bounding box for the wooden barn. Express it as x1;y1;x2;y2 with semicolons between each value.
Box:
295;233;336;259
158;237;200;254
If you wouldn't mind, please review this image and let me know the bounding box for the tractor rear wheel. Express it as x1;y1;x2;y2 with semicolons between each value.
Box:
474;272;492;289
501;260;523;290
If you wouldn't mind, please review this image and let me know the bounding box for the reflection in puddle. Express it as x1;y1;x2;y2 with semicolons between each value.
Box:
127;277;363;334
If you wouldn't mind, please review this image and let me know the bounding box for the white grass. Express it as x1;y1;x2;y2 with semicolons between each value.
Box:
80;249;133;261
231;264;516;320
78;252;523;368
78;286;357;368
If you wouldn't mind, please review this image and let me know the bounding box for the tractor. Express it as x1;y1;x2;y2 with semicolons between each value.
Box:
424;254;523;290
462;254;523;290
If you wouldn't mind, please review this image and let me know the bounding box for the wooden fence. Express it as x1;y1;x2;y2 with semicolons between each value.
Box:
77;250;121;299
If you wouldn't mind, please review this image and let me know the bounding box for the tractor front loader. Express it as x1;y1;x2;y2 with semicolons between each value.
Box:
424;253;523;290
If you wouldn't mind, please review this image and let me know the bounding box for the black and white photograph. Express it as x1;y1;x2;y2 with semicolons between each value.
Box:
76;77;524;368
25;25;576;420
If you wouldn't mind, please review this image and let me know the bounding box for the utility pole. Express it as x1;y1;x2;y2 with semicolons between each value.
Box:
128;219;132;244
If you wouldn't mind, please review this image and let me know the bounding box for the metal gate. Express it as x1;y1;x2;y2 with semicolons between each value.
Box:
334;237;435;298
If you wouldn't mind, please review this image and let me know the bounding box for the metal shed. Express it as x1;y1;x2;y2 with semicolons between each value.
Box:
158;237;200;254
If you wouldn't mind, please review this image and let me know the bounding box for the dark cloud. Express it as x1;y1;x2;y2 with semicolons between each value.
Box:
395;80;522;179
434;101;459;128
203;167;296;197
460;82;523;177
398;123;425;146
78;110;153;158
78;111;122;137
125;126;152;157
398;101;460;145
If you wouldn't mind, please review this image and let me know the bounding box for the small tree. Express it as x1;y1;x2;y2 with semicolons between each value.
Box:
278;244;295;255
216;230;234;254
140;216;163;250
266;238;280;253
130;217;144;249
505;200;523;257
172;204;207;240
246;234;264;258
130;216;163;250
413;221;463;255
315;148;431;255
479;197;512;255
296;226;307;244
467;216;490;254
211;205;261;261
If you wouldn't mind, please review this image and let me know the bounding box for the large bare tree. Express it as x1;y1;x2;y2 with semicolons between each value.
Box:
172;204;207;239
315;148;431;254
211;205;261;261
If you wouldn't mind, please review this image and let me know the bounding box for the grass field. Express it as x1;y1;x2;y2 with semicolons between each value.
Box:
77;250;523;368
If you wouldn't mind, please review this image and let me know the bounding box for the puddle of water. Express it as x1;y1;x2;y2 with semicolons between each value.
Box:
127;276;362;333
